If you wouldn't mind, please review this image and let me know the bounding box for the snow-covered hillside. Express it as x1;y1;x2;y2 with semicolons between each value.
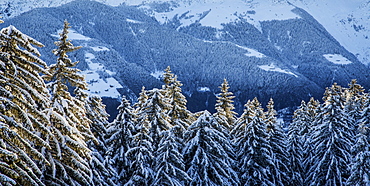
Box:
1;0;369;64
133;0;370;64
2;0;370;116
290;0;370;64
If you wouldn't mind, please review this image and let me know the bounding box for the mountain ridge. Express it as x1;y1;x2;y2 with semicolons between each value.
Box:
1;0;369;120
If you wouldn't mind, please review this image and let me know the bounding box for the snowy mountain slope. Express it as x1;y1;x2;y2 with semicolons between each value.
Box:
1;0;370;118
0;0;125;18
125;0;370;65
290;0;370;65
1;0;369;64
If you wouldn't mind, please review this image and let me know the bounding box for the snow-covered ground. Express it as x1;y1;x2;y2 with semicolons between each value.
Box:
150;70;163;80
203;40;266;58
82;52;123;98
51;29;91;41
258;63;298;77
4;0;369;64
197;87;211;92
235;44;266;58
323;54;352;65
138;0;300;31
290;0;370;65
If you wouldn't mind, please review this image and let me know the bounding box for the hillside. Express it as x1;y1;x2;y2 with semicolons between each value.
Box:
1;0;369;118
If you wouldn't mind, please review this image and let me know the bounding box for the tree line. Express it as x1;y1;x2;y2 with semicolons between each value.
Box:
0;20;369;186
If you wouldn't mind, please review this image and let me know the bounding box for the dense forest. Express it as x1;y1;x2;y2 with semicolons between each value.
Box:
1;20;370;186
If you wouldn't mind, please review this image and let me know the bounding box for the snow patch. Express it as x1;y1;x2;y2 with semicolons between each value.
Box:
140;0;300;31
291;0;370;65
80;52;123;98
258;63;298;77
235;44;266;58
323;54;352;65
204;40;266;58
150;70;163;80
90;46;110;52
126;18;143;24
51;29;91;41
197;87;211;92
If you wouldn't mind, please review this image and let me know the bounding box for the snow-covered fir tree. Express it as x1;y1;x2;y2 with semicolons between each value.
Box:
83;94;116;186
265;98;290;186
344;79;365;134
105;96;137;184
165;75;192;128
231;100;253;141
214;78;237;131
0;22;52;186
138;88;172;149
125;117;154;186
358;93;370;137
346;120;370;185
161;67;193;150
307;83;353;186
301;97;319;181
152;127;191;186
287;101;306;186
231;98;274;186
43;20;96;185
133;86;148;114
183;111;239;186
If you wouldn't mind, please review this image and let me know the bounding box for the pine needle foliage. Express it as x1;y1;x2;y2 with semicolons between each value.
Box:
214;79;237;130
152;128;191;186
124;118;154;186
0;22;52;186
307;83;353;186
347;121;370;186
183;111;239;186
105;96;137;184
287;101;306;186
42;20;96;186
232;98;274;186
138;88;172;149
265;98;290;186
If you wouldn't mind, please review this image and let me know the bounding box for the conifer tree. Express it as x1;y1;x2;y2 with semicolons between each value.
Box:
84;94;116;186
162;66;174;90
152;128;191;186
0;22;52;186
138;88;172;149
161;67;193;148
42;20;96;185
346;122;370;185
105;96;137;184
358;93;370;136
301;97;319;181
214;79;237;131
307;83;353;185
287;101;306;186
183;111;239;186
125;118;154;186
134;86;148;114
265;98;290;186
231;98;274;186
344;79;364;134
231;100;253;140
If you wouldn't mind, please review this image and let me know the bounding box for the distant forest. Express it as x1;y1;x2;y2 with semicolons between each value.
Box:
1;19;369;186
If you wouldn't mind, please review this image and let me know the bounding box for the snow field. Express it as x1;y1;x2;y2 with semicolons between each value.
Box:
258;63;298;77
323;54;352;65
